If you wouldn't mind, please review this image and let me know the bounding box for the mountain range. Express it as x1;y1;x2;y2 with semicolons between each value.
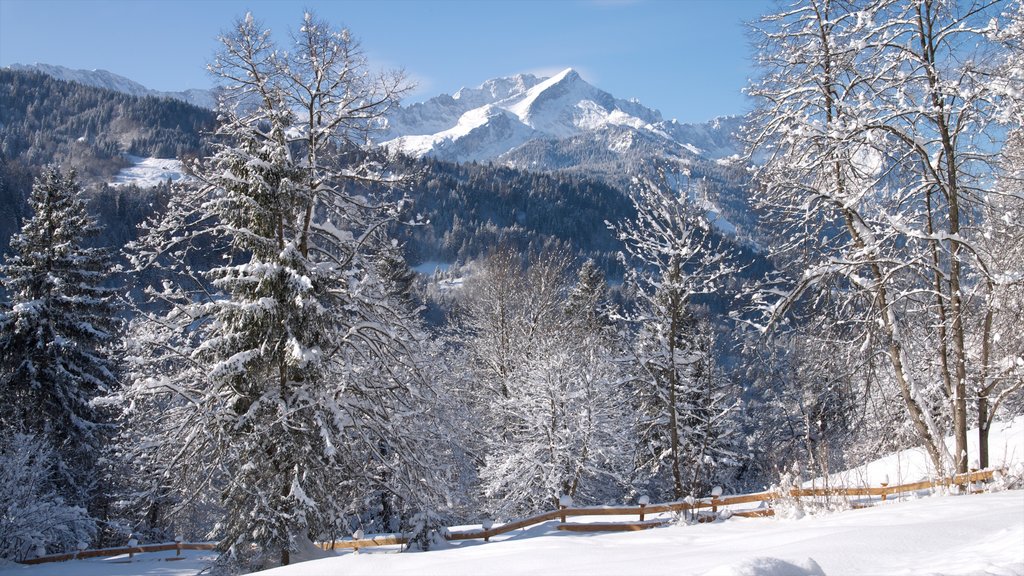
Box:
10;63;743;177
1;63;768;327
381;67;743;173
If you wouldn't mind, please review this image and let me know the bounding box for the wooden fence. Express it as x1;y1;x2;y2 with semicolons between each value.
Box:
324;468;1000;550
19;468;1001;563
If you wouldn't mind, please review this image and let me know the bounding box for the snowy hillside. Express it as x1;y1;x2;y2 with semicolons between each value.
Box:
3;418;1020;576
253;417;1024;576
109;156;188;189
381;68;741;166
6;63;214;109
257;492;1023;576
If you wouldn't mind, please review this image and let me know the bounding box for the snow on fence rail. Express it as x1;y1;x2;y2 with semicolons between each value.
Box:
19;541;217;565
19;469;1001;563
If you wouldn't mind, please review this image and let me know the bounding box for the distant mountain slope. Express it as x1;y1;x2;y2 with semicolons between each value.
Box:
6;63;215;109
379;69;756;243
0;69;216;253
0;66;763;277
0;69;215;171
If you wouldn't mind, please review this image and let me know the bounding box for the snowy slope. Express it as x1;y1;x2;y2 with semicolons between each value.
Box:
381;68;738;165
253;416;1024;576
3;418;1020;576
6;63;214;109
3;492;1020;576
253;492;1024;576
109;156;188;189
809;416;1024;489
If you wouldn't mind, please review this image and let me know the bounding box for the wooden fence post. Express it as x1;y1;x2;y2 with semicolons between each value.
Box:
638;495;650;521
881;474;889;502
710;486;723;514
559;495;573;523
482;519;493;542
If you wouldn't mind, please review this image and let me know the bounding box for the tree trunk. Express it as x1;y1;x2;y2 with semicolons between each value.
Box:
668;261;684;500
978;395;990;469
917;0;968;475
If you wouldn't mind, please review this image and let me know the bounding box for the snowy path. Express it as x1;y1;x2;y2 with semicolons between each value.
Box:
0;548;216;576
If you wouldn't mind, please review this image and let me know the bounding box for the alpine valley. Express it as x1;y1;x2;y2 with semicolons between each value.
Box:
3;4;1022;572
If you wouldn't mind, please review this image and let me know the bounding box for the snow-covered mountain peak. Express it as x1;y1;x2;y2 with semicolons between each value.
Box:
380;68;741;169
383;67;682;162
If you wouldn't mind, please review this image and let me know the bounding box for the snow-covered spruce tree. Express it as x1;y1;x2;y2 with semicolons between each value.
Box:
609;169;742;501
120;13;449;567
0;165;119;511
744;0;1014;475
455;247;632;518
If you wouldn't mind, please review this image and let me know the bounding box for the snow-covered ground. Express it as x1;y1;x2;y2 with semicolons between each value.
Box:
257;492;1023;576
810;417;1023;489
412;261;452;275
110;156;187;189
3;418;1021;576
0;548;216;576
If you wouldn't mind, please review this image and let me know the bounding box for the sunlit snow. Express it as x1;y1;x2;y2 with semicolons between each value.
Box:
3;418;1020;576
382;68;672;161
110;156;187;189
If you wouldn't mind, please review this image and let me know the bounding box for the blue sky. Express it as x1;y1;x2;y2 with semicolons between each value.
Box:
0;0;772;124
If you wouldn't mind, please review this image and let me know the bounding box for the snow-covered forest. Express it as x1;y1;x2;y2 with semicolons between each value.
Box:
1;1;1023;574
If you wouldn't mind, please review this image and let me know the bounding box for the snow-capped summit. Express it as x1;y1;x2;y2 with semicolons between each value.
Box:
6;63;215;109
506;67;662;137
453;72;543;107
380;68;737;168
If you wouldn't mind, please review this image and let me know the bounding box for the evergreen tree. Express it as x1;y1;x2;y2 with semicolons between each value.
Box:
120;12;448;568
0;165;119;508
0;431;96;561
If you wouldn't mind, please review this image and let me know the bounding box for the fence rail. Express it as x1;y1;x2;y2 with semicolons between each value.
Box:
19;541;217;565
20;468;1002;563
326;468;1000;550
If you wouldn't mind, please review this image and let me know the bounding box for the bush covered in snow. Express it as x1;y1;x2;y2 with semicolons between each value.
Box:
0;432;95;561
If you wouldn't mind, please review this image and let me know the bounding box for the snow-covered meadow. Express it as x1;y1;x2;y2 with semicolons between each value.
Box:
3;418;1021;576
110;156;187;189
257;491;1023;576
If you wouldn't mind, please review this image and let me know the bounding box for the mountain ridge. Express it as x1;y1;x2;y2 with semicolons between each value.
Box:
5;63;216;109
11;62;743;170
